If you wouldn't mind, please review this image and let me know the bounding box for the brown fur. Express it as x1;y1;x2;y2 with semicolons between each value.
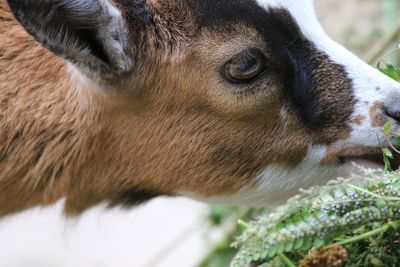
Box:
0;1;352;215
352;115;367;125
370;101;387;127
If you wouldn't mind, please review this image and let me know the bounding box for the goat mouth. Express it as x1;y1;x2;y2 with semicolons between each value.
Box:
341;153;400;170
342;154;384;169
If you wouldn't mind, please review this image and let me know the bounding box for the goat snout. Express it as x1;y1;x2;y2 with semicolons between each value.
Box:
383;89;400;123
384;105;400;123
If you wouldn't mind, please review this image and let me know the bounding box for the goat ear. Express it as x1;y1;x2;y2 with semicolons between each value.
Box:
8;0;133;77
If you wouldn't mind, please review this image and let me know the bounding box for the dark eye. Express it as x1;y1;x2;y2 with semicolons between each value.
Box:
224;48;265;83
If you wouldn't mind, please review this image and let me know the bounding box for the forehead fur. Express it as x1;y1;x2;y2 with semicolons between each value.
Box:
163;0;324;64
179;0;353;132
186;0;317;28
110;0;354;138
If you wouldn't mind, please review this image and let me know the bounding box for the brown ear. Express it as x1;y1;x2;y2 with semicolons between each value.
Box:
8;0;133;77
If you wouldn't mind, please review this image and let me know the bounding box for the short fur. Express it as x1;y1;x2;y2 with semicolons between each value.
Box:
1;0;400;215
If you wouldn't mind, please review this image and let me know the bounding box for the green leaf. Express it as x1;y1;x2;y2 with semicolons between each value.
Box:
267;245;277;258
275;243;285;254
380;64;400;81
384;120;392;135
383;148;393;159
294;237;304;250
302;237;313;251
312;238;325;248
375;198;386;209
284;240;294;252
252;252;261;262
383;149;393;172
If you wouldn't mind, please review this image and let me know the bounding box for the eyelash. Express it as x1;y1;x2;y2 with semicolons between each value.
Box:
223;48;266;84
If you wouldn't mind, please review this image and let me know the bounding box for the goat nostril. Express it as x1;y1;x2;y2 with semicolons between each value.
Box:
384;106;400;123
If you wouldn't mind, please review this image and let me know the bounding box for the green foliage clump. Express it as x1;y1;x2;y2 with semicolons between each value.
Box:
231;171;400;267
379;63;400;81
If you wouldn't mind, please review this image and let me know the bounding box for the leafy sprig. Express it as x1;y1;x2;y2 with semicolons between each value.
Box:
231;171;400;267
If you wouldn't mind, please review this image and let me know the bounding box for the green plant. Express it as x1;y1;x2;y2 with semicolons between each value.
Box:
379;64;400;81
231;171;400;267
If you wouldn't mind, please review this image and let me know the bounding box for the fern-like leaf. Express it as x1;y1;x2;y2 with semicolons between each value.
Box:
231;170;400;267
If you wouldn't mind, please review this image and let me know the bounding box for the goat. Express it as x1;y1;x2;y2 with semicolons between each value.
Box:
0;0;399;216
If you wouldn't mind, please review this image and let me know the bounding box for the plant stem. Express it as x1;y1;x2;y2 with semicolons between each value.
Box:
312;197;400;210
327;223;393;248
277;253;296;267
238;219;250;229
348;184;384;199
365;21;400;64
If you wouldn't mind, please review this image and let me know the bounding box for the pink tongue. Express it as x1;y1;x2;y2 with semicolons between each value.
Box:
346;158;383;169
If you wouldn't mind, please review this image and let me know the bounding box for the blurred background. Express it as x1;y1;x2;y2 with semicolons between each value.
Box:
0;1;399;267
315;0;400;65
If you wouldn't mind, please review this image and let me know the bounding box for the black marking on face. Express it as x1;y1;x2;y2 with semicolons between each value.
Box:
188;0;355;132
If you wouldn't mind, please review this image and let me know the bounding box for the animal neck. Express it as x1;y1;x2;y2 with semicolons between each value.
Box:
0;33;159;217
0;25;116;215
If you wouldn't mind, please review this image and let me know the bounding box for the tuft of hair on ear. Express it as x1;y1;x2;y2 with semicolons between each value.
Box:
7;0;134;79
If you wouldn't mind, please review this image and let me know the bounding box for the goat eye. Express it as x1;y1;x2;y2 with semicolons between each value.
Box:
224;48;265;83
